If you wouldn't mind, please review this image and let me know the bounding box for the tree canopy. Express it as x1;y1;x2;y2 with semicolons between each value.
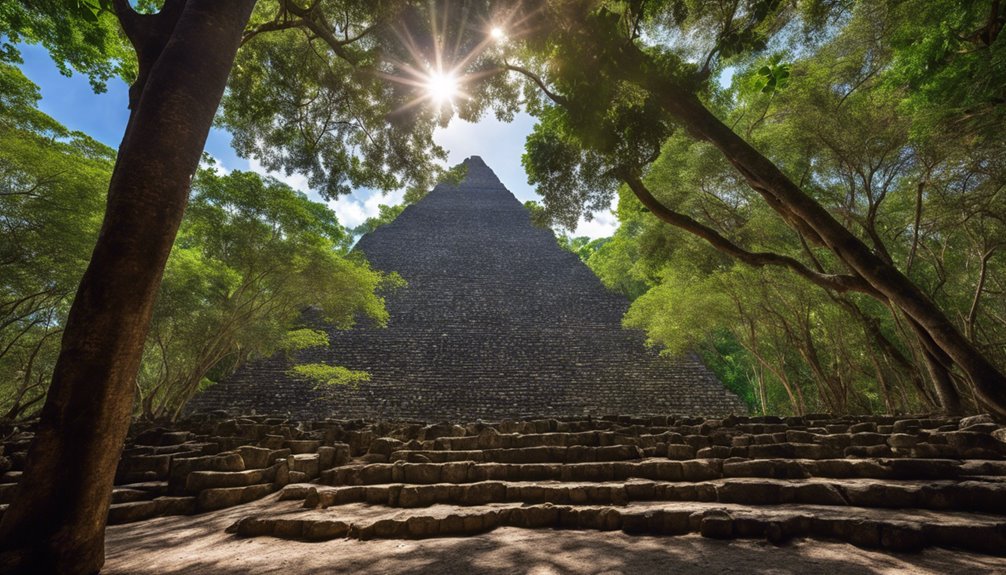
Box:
485;0;1006;415
3;1;1006;570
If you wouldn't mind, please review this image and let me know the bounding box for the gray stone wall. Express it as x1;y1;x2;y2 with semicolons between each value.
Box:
188;157;746;419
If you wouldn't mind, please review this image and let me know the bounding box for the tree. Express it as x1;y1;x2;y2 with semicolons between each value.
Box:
1;0;491;571
0;70;114;421
137;169;399;420
0;2;258;570
493;0;1006;415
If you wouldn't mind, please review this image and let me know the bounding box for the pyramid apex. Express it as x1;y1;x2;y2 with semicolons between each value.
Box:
459;155;504;188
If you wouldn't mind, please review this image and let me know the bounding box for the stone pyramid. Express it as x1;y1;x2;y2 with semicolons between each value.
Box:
190;157;745;419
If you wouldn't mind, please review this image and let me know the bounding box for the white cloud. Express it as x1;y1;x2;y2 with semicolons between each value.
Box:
200;153;233;175
242;117;623;238
247;156;313;196
328;188;406;229
572;197;619;239
434;111;537;202
246;157;409;229
435;113;622;240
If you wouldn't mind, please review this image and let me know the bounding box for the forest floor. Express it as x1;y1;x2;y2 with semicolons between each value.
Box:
103;493;1006;575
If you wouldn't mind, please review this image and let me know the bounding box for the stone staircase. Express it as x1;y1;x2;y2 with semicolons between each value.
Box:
0;414;344;525
2;413;1006;556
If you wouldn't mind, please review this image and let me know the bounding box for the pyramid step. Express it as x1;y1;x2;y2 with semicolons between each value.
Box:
167;452;246;491
184;459;288;492
107;496;196;525
226;500;1006;554
431;431;656;450
287;476;1006;513
320;458;997;486
196;483;277;512
116;480;169;495
111;487;154;504
389;445;644;464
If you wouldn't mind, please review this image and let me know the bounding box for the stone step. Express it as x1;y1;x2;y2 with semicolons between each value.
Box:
431;431;652;450
196;483;277;512
1;471;22;484
320;458;995;486
132;429;194;447
236;445;291;470
111;487;154;504
107;496;196;525
117;480;170;495
167;452;246;492
290;453;321;480
426;433;1004;460
388;445;644;464
287;477;1006;513
184;459;288;493
226;500;1006;554
122;441;216;457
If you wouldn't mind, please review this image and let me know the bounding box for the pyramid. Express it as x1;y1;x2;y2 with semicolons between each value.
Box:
190;157;745;419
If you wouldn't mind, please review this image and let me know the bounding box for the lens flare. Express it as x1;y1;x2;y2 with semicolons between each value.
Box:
425;70;459;105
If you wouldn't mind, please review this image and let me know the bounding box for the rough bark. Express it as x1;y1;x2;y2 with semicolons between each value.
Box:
0;2;255;573
611;43;1006;416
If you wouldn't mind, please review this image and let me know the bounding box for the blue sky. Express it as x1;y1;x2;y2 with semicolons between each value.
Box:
18;44;617;238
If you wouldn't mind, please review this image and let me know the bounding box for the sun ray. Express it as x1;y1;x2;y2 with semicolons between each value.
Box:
376;0;548;117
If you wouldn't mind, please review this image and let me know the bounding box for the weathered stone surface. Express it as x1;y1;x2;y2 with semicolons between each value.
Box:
197;483;275;511
959;414;995;429
107;496;196;525
236;446;273;469
369;437;405;456
285;440;321;454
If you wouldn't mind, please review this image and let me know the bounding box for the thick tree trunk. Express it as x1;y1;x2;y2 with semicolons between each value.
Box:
0;2;255;573
615;47;1006;416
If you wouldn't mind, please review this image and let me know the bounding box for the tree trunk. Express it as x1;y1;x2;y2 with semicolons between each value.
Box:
0;2;255;573
614;46;1006;416
904;316;965;415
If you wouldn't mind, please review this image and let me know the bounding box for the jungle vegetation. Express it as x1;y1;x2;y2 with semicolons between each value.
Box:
1;0;1004;572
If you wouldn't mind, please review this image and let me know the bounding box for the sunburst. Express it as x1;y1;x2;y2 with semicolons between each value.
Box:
376;2;536;115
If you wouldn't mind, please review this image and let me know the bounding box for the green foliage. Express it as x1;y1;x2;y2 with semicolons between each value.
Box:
439;161;469;186
698;330;760;411
0;0;133;92
0;74;402;421
290;363;370;388
751;55;791;94
883;0;1006;138
523;200;551;229
556;235;610;263
501;0;1006;414
280;328;331;356
352;203;406;237
0;101;113;420
137;168;400;419
223;2;518;199
623;265;733;357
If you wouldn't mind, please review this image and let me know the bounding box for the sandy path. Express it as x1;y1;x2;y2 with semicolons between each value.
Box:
103;495;1006;574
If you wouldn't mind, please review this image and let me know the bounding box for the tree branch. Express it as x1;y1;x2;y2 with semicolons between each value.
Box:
619;168;878;296
498;63;568;106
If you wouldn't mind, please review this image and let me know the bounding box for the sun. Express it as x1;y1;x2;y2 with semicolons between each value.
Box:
425;70;459;106
490;26;506;41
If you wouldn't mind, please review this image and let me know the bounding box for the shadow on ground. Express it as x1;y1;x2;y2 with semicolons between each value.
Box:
103;495;1006;575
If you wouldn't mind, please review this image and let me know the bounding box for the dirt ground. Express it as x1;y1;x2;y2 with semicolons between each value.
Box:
103;494;1006;575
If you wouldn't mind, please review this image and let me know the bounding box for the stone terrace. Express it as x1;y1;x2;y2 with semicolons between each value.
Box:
188;157;744;420
3;412;1006;561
